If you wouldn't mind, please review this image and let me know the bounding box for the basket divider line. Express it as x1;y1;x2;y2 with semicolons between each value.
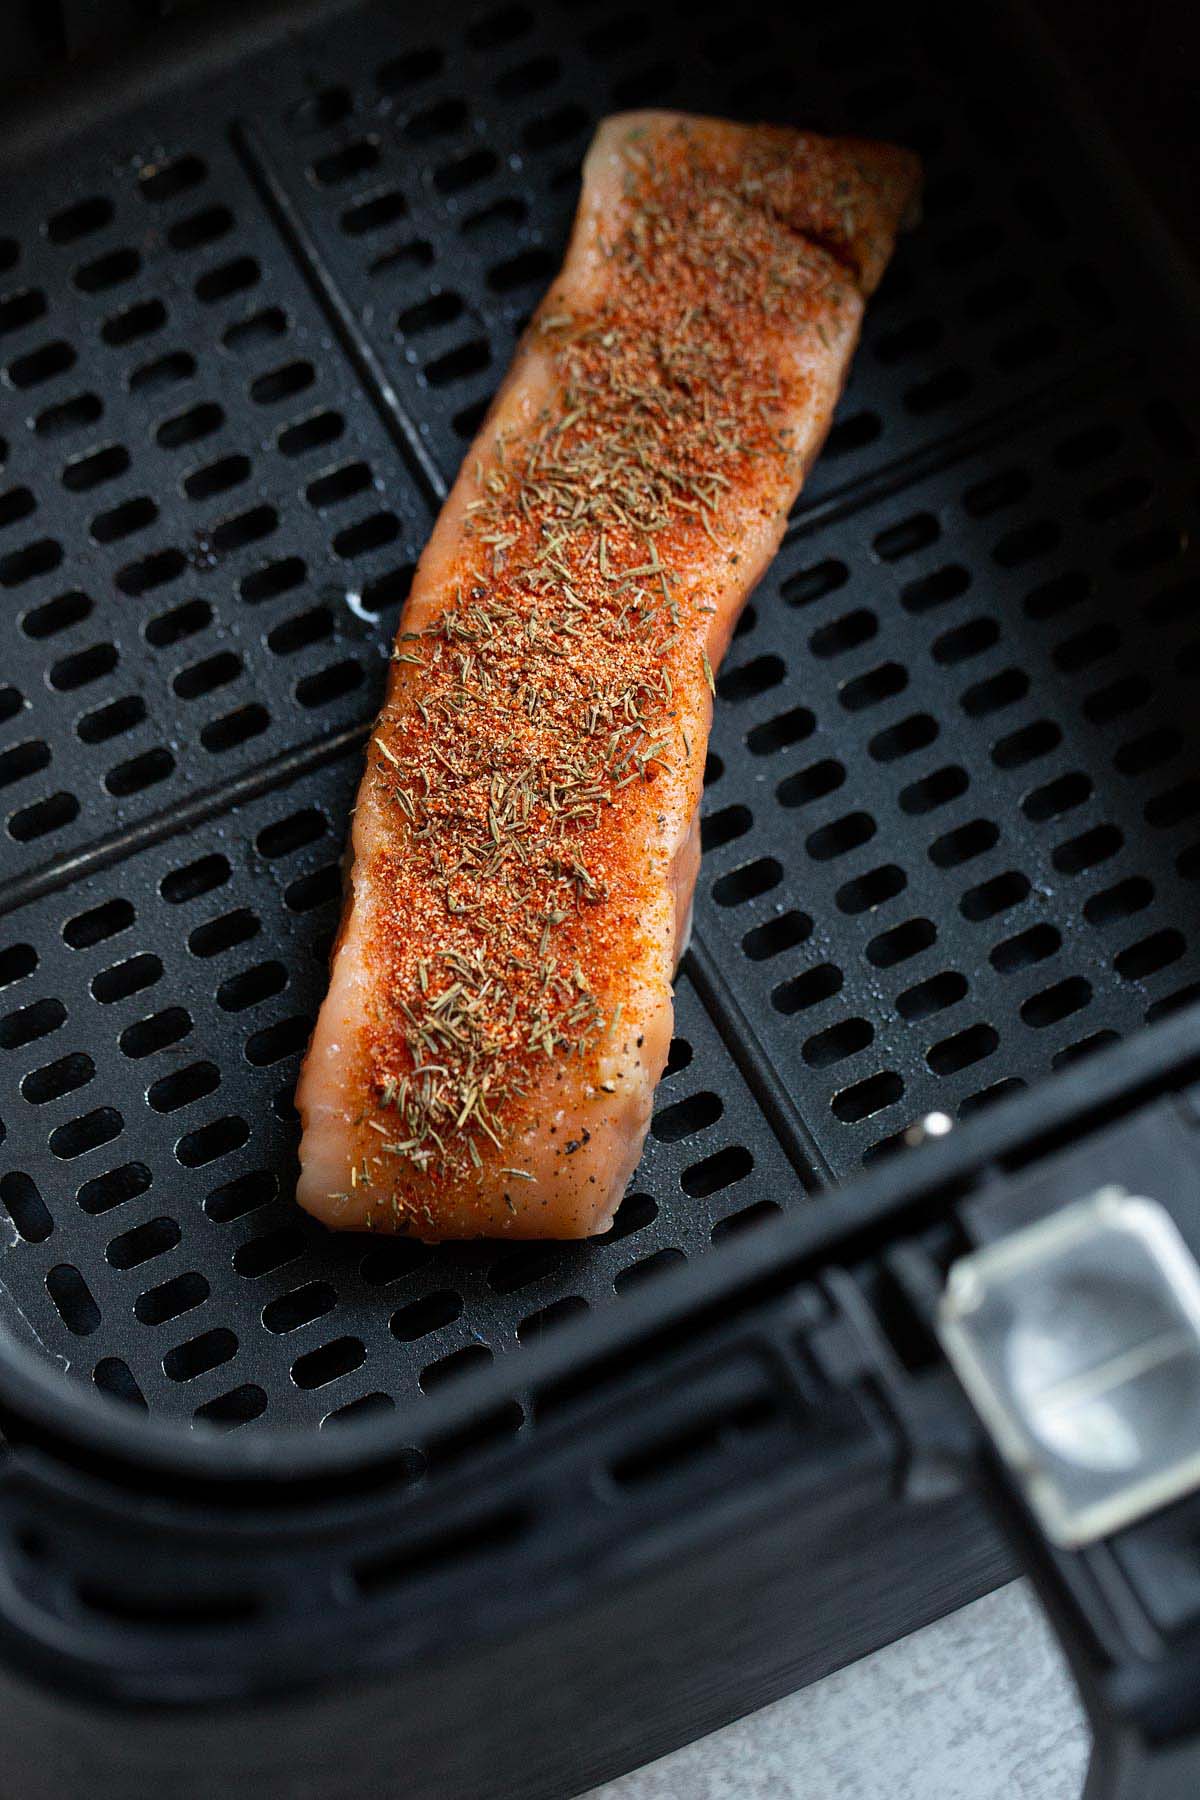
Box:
685;936;837;1191
0;724;369;922
787;351;1137;544
231;118;451;511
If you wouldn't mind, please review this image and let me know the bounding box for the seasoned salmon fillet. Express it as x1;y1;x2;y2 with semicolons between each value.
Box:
296;110;920;1239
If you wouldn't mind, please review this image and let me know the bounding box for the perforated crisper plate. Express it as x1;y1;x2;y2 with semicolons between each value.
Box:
0;0;1198;1428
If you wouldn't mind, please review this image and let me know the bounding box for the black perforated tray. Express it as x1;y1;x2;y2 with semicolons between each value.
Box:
0;0;1199;1446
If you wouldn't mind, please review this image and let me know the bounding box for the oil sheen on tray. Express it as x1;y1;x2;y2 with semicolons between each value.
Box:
295;109;921;1239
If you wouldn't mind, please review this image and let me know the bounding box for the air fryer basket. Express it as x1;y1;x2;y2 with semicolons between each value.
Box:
1;0;1198;1430
0;1;1199;1795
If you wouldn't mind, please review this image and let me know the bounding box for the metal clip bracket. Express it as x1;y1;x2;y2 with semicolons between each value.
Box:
938;1187;1200;1547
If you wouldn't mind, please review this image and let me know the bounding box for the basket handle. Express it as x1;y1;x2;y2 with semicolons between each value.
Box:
932;1188;1200;1800
977;1453;1200;1800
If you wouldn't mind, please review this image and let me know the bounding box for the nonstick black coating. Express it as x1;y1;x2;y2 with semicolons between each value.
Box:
0;0;1198;1430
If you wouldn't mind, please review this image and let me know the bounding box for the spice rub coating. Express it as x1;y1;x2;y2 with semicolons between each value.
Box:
296;110;920;1238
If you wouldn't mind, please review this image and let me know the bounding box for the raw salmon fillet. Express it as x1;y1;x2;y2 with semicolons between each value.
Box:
296;110;920;1239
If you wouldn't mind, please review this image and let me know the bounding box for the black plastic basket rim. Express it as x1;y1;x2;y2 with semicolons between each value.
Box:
1;999;1196;1488
0;0;364;178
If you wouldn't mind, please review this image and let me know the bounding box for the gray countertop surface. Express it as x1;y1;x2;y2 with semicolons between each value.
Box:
586;1582;1088;1800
